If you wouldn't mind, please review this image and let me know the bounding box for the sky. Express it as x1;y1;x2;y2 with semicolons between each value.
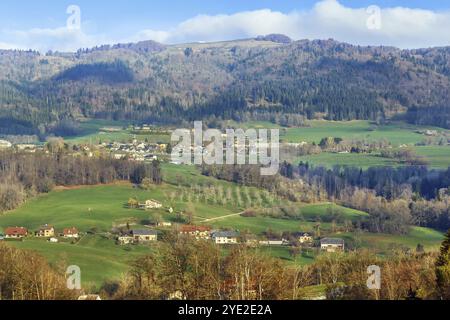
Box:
1;0;450;51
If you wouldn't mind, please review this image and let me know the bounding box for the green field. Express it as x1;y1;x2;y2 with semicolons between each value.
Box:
291;148;450;169
336;226;444;252
292;152;400;169
414;146;450;169
282;120;449;168
8;235;151;288
282;120;447;146
65;119;171;144
0;164;445;288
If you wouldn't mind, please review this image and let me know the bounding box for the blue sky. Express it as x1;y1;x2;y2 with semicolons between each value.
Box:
1;0;450;51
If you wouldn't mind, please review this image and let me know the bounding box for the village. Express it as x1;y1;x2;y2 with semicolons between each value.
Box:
0;197;345;253
0;137;168;163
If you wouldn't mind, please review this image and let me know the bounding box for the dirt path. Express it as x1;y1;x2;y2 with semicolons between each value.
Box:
202;212;244;222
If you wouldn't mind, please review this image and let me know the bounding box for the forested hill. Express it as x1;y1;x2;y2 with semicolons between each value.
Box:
1;36;450;135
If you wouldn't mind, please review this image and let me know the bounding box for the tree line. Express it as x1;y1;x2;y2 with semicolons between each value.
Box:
202;163;450;233
0;151;162;213
101;231;450;300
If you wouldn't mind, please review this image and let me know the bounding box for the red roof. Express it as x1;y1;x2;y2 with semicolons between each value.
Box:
5;227;28;236
180;225;211;233
63;227;79;235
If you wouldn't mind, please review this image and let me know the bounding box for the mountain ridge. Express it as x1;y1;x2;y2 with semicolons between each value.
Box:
1;36;450;135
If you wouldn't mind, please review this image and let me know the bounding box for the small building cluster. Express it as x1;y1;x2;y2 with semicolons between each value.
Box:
139;199;163;210
320;238;345;252
1;225;79;242
117;229;158;245
106;141;165;162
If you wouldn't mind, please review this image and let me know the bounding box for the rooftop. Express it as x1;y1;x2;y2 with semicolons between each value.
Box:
212;231;239;238
132;229;158;236
181;225;211;233
320;238;345;245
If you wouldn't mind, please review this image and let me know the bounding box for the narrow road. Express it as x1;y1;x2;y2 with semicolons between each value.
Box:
202;212;244;222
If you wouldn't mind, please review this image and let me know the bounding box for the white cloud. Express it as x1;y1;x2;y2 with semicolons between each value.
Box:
133;0;450;49
2;0;450;52
3;27;109;52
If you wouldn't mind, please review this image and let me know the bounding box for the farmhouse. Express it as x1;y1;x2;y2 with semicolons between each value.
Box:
157;221;172;227
259;239;285;246
180;225;212;240
211;231;239;244
78;294;102;300
63;227;79;238
293;232;313;244
5;227;28;239
117;234;134;245
320;238;345;252
139;199;163;210
36;224;55;238
131;229;158;243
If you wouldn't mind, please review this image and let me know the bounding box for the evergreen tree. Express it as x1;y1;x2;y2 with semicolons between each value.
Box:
436;229;450;299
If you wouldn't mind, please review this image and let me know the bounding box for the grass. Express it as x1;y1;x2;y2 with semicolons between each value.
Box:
336;226;444;253
66;119;171;144
292;152;400;169
414;146;450;169
7;235;152;288
282;120;447;146
291;148;450;169
278;120;450;169
258;246;316;266
296;203;368;221
0;164;444;289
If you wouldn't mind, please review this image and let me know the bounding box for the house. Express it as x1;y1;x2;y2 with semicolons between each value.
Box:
320;238;345;252
5;227;28;239
157;221;172;227
113;153;126;160
63;227;79;239
211;231;239;244
259;240;285;246
78;294;102;301
179;225;211;240
36;224;55;238
131;229;158;243
139;199;163;210
117;234;134;245
293;232;313;244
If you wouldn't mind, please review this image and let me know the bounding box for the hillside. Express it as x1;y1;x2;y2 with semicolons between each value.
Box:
1;36;450;135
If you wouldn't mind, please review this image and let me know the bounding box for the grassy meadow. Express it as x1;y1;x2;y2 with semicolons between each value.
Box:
1;120;447;289
0;165;444;287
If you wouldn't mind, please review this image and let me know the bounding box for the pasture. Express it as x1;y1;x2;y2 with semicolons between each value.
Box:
282;120;447;146
0;164;444;288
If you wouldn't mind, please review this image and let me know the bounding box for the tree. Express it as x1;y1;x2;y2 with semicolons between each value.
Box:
0;244;78;300
416;243;425;254
166;143;173;155
185;202;195;225
436;229;450;299
131;164;147;184
151;160;163;185
184;47;193;57
128;197;139;209
140;178;154;190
